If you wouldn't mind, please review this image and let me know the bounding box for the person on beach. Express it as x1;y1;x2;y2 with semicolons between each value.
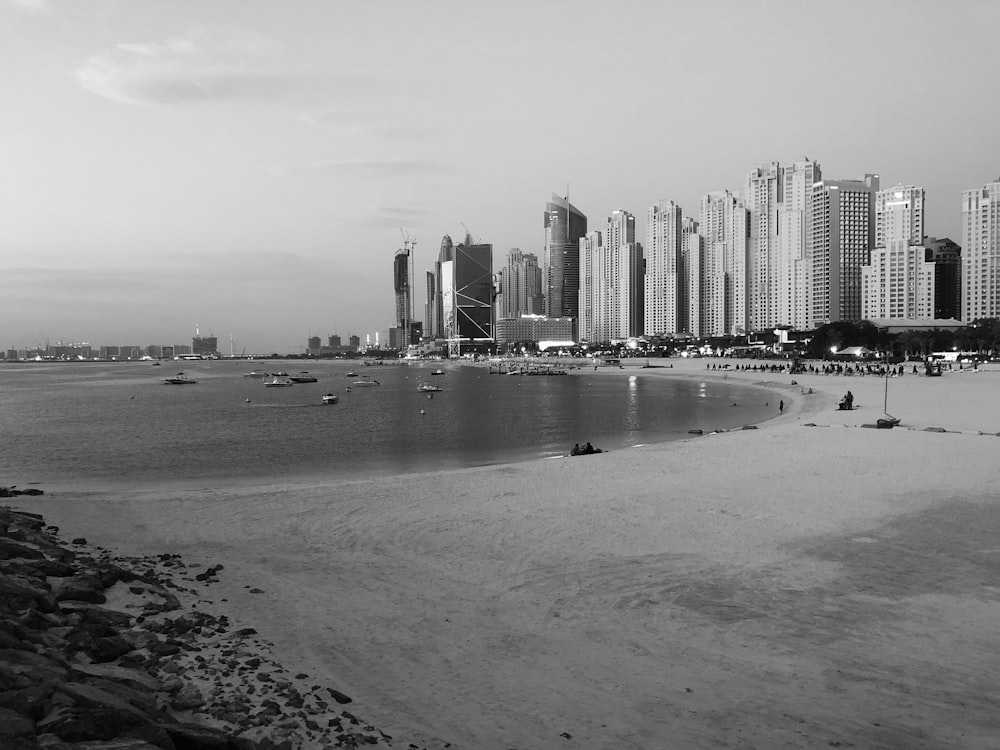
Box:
779;400;784;413
570;443;581;456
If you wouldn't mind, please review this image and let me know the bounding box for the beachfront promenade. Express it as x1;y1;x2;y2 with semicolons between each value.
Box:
22;358;1000;749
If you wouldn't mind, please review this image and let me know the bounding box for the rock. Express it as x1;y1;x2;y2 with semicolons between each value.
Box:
0;705;37;741
171;684;205;711
327;688;352;705
70;539;87;546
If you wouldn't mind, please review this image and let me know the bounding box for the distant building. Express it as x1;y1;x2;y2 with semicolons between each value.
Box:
192;335;218;357
348;334;360;350
498;249;544;320
645;199;683;336
495;315;574;346
810;175;879;326
441;233;493;354
328;334;341;348
544;194;587;320
961;179;1000;321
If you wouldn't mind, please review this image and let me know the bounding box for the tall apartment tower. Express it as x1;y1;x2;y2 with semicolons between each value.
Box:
745;161;783;329
810;174;879;326
433;235;454;339
862;185;928;320
499;249;544;319
698;191;750;334
644;199;683;336
677;217;699;334
777;158;822;329
543;193;588;321
961;179;1000;322
577;231;601;343
588;210;643;343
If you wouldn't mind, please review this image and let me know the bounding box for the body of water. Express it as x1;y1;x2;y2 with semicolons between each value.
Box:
2;360;777;490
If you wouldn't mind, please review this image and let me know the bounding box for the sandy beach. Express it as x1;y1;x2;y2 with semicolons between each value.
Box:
18;358;1000;749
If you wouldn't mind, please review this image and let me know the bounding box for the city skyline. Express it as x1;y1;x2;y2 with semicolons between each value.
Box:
3;0;999;353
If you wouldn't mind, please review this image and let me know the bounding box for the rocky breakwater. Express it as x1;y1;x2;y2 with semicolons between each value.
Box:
0;505;424;749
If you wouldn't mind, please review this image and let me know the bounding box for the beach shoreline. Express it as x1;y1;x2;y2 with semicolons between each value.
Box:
14;357;1000;749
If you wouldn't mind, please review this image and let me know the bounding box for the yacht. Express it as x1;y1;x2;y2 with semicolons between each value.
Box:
322;393;339;405
264;376;294;387
162;372;197;385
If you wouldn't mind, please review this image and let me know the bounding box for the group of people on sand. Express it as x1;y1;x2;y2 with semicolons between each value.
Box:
838;390;855;410
570;442;602;456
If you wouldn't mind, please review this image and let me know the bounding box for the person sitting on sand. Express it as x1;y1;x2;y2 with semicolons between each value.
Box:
570;443;581;456
583;442;595;454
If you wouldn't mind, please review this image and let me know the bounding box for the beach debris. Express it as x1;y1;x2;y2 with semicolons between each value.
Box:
741;425;758;430
924;426;947;432
688;429;703;435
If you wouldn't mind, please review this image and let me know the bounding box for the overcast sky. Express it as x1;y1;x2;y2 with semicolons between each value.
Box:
2;0;998;354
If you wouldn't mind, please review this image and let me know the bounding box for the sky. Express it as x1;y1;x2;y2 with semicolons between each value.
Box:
2;0;999;354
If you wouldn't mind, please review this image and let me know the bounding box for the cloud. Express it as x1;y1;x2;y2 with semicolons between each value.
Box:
75;27;358;107
307;159;449;177
10;0;49;13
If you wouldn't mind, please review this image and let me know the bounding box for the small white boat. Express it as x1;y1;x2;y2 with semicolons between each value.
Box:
242;370;270;378
431;369;445;376
351;376;380;387
290;372;318;383
162;372;197;385
346;371;359;378
322;393;339;405
417;383;442;392
264;376;294;387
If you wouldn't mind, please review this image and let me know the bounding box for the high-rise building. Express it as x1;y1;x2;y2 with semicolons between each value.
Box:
441;233;493;354
577;231;601;343
876;184;924;247
777;158;822;329
678;217;699;334
810;175;879;326
432;235;454;339
543;194;587;321
499;249;543;319
698;191;749;335
587;210;642;342
393;248;412;344
644;200;683;336
961;179;1000;322
924;237;962;320
425;270;437;340
191;334;217;357
861;184;930;321
746;161;783;329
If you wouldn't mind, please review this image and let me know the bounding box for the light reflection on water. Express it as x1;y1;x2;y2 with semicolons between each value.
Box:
2;360;777;488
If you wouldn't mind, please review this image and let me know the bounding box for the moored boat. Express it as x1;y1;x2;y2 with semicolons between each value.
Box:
290;372;318;383
417;383;442;392
242;370;270;378
264;376;294;387
322;393;339;404
162;372;197;385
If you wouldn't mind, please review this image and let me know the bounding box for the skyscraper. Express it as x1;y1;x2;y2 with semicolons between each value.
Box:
499;249;543;319
961;179;1000;322
393;248;412;345
861;185;929;321
810;175;879;326
589;210;642;343
644;199;683;336
777;158;822;329
544;194;587;322
746;161;783;329
698;190;749;335
577;231;601;344
441;233;494;355
433;235;454;339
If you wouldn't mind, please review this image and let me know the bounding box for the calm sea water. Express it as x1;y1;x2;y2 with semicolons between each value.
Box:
2;360;776;490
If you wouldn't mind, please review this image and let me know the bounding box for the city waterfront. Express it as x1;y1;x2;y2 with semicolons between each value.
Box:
2;359;777;490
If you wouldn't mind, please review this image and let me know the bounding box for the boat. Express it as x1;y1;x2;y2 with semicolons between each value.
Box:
289;372;318;383
322;393;339;405
417;383;442;392
264;376;294;387
878;354;901;428
431;369;445;376
346;371;359;378
350;376;380;387
162;372;197;385
242;370;270;378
